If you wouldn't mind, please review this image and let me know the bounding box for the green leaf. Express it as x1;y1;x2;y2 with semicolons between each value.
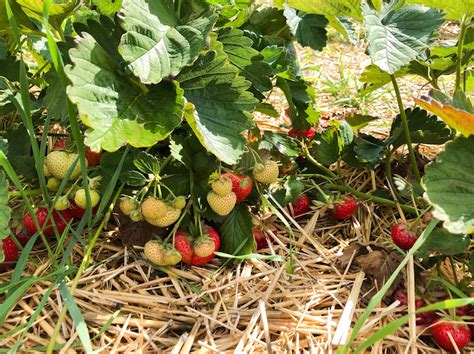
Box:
363;2;444;74
218;27;273;93
284;176;304;203
255;102;279;117
389;107;454;148
5;126;36;180
261;131;299;157
423;136;474;234
344;112;379;130
44;69;68;122
65;33;185;152
0;171;10;244
119;0;215;84
177;49;256;164
343;134;386;169
359;64;410;94
220;204;254;257
101;150;145;186
283;5;328;51
0;53;20;82
469;252;474;274
417;228;470;257
406;0;473;20
92;0;122;15
133;151;160;175
286;0;363;20
310;127;341;166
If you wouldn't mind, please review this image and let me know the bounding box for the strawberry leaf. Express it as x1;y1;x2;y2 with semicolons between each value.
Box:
423;136;474;234
0;171;11;245
417;228;470;258
283;5;328;51
220;204;254;258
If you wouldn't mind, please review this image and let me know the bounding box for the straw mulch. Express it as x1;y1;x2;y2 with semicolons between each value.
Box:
1;163;471;353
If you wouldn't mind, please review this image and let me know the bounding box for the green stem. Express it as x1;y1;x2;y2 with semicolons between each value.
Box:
326;183;417;215
390;75;421;183
455;15;469;91
384;148;404;203
8;189;42;199
304;147;338;179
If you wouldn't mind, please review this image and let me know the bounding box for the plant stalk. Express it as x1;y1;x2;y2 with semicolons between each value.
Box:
455;15;469;91
390;75;421;182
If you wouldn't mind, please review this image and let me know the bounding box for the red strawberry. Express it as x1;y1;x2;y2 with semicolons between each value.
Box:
393;289;437;325
53;138;66;150
68;200;98;219
174;231;193;264
391;222;417;251
252;226;268;250
288;128;316;140
14;227;31;246
431;320;471;352
223;173;252;203
0;237;20;271
192;227;220;266
291;194;310;217
85;148;102;167
330;196;357;220
24;208;73;237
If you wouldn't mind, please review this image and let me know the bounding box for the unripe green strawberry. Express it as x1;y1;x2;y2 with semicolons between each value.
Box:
173;196;186;210
54;196;70;211
47;177;61;192
46;151;85;180
44;163;52;177
253;160;279;184
207;191;236;216
141;197;167;219
193;238;215;258
119;197;138;216
74;189;100;209
145;207;181;227
163;246;182;265
144;240;166;266
129;210;143;222
211;176;233;196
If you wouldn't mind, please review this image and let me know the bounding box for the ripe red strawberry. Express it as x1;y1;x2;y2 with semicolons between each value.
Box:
252;226;268;250
431;320;471;352
391;222;417;251
222;173;252;203
393;289;437;325
291;194;310;217
0;237;20;271
14;227;31;246
68;200;98;219
288;128;316;140
330;196;357;220
53;138;66;150
24;208;73;237
85;148;102;167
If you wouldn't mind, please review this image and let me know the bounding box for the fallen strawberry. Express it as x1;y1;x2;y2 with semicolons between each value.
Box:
290;194;310;217
431;320;471;352
0;237;19;271
252;226;268;250
223;173;252;203
330;196;357;220
391;222;417;251
24;208;73;237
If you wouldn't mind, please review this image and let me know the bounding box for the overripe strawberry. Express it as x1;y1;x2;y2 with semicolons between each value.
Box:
141;197;167;220
163;246;182;266
431;320;471;352
223;173;252;203
85;148;102;167
54;196;70;211
391;222;417;251
145;207;181;227
207;191;236;216
252;226;268;250
290;194;310;217
47;177;60;192
144;240;166;266
46;151;84;180
211;176;233;196
193;237;216;258
330;196;357;220
173;196;186;210
24;208;73;237
253;160;279;184
74;189;100;209
175;231;193;264
0;237;19;271
393;289;436;325
119;197;138;216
